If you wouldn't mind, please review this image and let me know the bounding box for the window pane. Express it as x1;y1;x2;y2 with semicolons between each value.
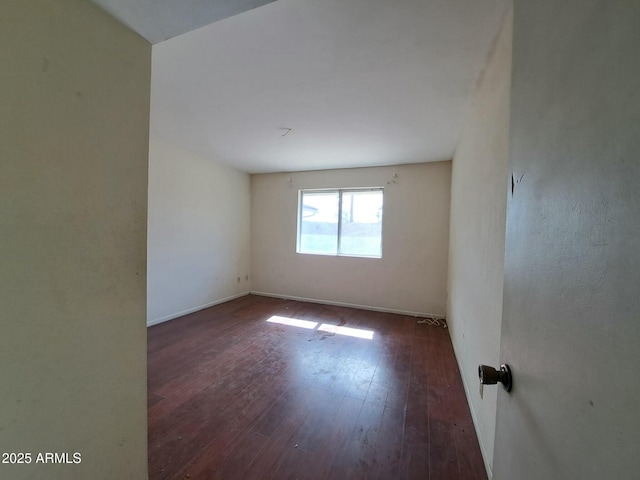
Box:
339;190;383;257
299;191;339;254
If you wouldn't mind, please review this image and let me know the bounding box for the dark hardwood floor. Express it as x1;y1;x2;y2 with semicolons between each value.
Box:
148;294;487;480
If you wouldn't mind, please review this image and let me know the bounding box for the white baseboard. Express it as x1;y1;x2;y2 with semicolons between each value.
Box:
448;331;494;480
250;290;446;319
147;290;445;325
146;292;250;327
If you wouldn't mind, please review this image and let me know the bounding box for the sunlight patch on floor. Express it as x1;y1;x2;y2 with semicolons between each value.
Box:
266;315;374;339
317;323;374;340
267;315;318;329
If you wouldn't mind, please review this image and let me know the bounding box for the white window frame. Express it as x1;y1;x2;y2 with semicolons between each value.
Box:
296;187;383;258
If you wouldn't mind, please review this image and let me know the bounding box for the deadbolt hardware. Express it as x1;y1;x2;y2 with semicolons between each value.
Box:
478;364;512;392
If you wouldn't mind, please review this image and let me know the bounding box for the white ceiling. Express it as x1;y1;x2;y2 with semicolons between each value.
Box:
91;0;278;43
100;0;511;174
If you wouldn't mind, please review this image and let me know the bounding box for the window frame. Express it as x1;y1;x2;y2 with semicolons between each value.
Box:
296;186;384;258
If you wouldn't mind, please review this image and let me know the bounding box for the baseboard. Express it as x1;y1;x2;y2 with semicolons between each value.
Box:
448;331;494;480
147;292;250;327
250;291;445;319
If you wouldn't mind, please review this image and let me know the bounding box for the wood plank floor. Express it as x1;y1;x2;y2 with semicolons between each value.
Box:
148;294;487;480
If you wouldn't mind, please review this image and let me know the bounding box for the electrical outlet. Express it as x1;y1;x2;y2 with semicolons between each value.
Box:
245;274;249;281
237;277;241;283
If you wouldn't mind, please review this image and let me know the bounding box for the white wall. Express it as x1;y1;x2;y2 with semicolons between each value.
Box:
0;1;150;478
251;163;451;316
494;1;640;478
447;9;512;478
147;139;251;325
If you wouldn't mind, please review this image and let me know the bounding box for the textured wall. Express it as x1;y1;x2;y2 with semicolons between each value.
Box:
147;139;251;325
0;0;150;478
251;162;451;316
447;9;512;477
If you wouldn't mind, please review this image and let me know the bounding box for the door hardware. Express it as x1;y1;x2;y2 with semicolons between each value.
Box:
478;364;512;395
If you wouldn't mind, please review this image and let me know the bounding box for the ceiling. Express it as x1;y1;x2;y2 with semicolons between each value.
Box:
91;0;278;44
96;0;511;174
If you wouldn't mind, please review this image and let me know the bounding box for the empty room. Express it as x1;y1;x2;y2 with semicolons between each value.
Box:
3;1;638;480
145;0;505;477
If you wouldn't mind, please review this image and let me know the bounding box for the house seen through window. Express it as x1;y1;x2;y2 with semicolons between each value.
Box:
297;188;383;258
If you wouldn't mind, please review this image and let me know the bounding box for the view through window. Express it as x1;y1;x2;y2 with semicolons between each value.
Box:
297;188;383;257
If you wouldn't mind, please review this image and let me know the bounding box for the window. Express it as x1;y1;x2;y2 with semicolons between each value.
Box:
297;188;383;258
